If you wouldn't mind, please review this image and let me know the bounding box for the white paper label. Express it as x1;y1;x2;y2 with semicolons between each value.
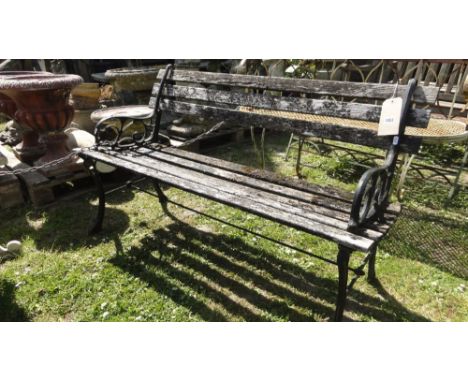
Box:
378;97;403;136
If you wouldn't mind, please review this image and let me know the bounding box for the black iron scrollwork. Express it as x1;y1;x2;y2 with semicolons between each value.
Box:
348;79;417;229
94;64;173;149
348;146;397;228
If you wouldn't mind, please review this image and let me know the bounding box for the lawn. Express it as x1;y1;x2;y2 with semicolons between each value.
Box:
0;132;467;321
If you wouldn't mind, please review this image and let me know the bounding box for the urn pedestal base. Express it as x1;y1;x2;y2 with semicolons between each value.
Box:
13;130;46;164
34;132;83;177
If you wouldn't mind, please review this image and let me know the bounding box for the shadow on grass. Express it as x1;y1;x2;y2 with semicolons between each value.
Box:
0;195;130;252
109;203;429;322
381;206;468;279
0;279;29;321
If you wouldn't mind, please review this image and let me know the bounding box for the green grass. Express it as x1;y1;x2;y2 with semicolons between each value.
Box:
0;133;467;321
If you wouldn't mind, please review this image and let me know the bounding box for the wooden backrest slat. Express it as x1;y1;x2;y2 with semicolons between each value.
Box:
157;69;439;104
159;100;422;153
151;84;431;128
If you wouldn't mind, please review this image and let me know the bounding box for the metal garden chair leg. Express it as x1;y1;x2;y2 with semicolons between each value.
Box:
446;143;468;203
334;245;352;321
296;137;305;178
284;133;295;161
396;153;415;201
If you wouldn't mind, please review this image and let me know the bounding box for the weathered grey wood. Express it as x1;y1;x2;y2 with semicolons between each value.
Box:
162;146;353;202
136;147;352;218
436;64;452;86
157;70;439;104
160;100;423;153
163;147;399;225
122;149;385;240
135;146;398;234
152;84;431;128
446;65;461;94
82;148;375;251
424;63;440;86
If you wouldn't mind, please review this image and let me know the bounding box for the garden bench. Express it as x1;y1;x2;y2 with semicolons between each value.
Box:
78;65;438;321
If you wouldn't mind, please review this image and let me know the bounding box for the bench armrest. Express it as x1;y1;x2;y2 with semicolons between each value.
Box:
93;64;174;149
349;79;418;229
93;114;157;148
348;145;398;229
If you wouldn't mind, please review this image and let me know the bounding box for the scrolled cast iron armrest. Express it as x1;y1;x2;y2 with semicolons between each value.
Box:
94;114;165;149
349;79;417;229
348;147;398;229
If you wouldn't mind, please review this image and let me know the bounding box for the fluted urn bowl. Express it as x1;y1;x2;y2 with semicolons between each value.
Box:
0;73;83;167
0;71;53;118
0;71;54;162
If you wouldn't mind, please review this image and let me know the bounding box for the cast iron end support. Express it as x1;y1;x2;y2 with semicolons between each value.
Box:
367;246;377;282
334;245;352;321
84;159;106;235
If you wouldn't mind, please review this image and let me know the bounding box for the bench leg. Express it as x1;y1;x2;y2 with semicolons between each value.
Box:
367;247;377;282
334;246;351;321
86;162;105;235
153;180;169;206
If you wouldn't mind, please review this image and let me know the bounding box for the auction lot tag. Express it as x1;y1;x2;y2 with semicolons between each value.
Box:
378;97;403;136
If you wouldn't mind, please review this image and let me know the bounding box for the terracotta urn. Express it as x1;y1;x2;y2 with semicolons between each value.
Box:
0;73;83;170
0;71;53;162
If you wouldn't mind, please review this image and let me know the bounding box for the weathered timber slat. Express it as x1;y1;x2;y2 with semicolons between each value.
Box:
83;148;375;251
152;84;431;128
160;100;423;153
134;147;396;234
157;70;439;104
116;148;383;240
162;147;353;202
135;147;353;219
156;147;400;227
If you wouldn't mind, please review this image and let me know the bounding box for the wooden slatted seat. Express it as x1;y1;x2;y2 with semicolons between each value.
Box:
79;65;438;321
85;145;400;252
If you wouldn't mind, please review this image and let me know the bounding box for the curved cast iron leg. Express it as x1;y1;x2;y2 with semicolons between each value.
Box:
334;246;352;321
367;247;377;282
152;180;169;214
87;162;105;235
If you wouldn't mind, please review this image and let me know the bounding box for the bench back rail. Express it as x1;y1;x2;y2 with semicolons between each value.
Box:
149;69;437;153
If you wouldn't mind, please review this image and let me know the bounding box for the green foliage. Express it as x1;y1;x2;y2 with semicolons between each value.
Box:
419;143;466;167
285;59;317;79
